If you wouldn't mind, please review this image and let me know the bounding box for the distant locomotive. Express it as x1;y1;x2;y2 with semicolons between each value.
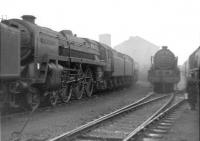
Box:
148;46;180;93
0;15;138;110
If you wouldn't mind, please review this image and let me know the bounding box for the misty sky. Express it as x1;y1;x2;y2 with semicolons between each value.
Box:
1;0;199;64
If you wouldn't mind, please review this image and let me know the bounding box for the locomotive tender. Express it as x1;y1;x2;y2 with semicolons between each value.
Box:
148;46;180;93
0;15;137;109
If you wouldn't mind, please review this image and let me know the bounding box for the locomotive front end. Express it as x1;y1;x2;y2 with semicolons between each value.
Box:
0;16;40;109
148;46;180;93
0;22;21;109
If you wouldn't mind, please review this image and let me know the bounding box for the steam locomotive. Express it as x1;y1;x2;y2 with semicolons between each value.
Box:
148;46;180;93
183;46;200;86
0;15;138;110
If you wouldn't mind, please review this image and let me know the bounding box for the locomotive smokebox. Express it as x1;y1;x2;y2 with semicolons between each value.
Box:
22;15;36;23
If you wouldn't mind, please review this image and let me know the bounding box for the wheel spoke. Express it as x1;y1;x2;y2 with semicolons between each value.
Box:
84;69;94;97
60;86;72;103
73;82;84;100
49;91;58;106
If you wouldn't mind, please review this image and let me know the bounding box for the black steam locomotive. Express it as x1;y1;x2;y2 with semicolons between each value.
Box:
187;46;200;82
0;15;138;110
183;46;200;87
148;46;180;93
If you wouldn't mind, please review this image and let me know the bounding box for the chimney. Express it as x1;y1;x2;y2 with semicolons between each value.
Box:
99;34;111;46
21;15;36;24
162;46;168;49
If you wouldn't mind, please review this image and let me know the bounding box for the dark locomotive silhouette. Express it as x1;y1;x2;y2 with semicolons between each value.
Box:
148;46;180;93
0;15;138;110
183;46;199;109
182;46;200;86
185;46;200;83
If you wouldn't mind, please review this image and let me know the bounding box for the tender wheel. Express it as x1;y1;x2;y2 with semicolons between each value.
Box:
73;82;84;100
103;80;108;90
108;80;113;90
84;69;94;97
118;79;121;86
59;85;72;103
26;87;40;110
49;91;59;107
0;84;8;110
113;79;118;88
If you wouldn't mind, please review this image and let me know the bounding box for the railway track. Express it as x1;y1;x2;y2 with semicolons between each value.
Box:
48;92;181;141
123;95;185;141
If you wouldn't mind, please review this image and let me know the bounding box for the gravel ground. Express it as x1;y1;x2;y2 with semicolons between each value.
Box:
161;102;199;141
1;81;151;141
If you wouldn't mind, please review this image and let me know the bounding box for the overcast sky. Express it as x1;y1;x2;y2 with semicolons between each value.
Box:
1;0;199;64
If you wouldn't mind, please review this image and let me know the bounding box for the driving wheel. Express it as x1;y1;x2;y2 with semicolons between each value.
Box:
84;69;94;97
73;82;84;100
49;91;59;107
60;85;72;103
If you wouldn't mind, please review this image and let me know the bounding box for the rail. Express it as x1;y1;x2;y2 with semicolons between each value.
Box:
49;92;170;141
123;93;184;141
